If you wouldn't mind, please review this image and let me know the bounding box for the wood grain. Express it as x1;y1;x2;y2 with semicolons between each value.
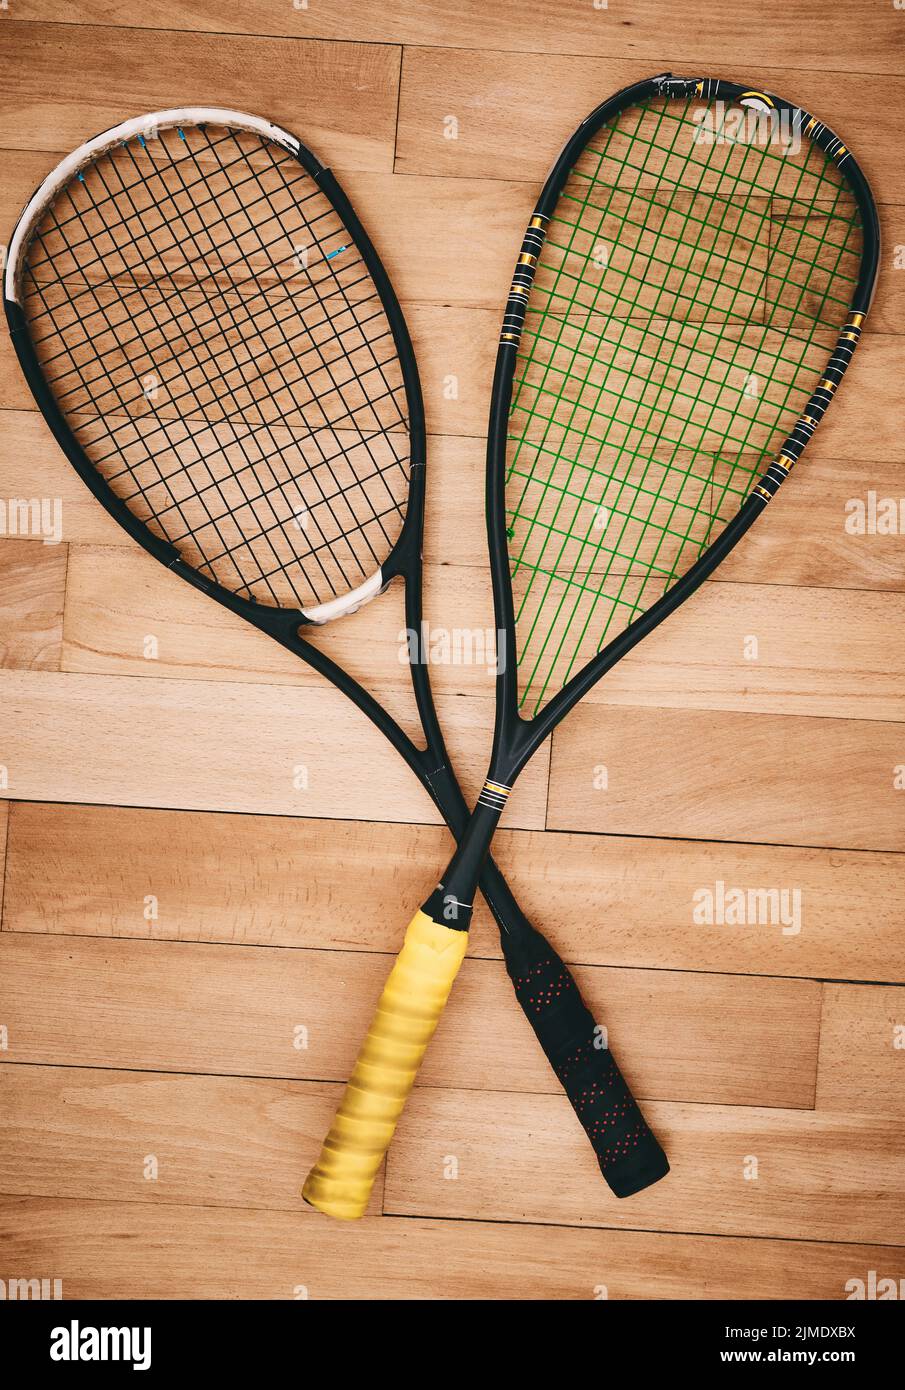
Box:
397;49;904;191
548;705;905;851
0;538;65;670
5;223;894;471
718;456;905;592
3;145;903;335
0;932;819;1109
817;984;905;1119
10;1064;900;1242
6;803;904;983
571;582;905;721
8;0;903;76
0;1066;362;1213
385;1089;905;1244
5;1195;898;1300
342;169;533;310
0;667;547;827
0;405;494;562
423;319;904;460
55;545;904;721
60;545;501;701
0;352;900;482
3;404;902;594
0;22;400;171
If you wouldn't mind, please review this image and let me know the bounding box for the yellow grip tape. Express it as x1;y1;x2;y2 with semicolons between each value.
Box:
302;909;469;1220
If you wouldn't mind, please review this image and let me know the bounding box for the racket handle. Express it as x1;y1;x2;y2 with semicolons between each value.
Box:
302;909;468;1219
501;922;669;1196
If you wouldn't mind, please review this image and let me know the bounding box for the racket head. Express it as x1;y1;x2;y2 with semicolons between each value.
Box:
487;74;880;773
5;108;425;634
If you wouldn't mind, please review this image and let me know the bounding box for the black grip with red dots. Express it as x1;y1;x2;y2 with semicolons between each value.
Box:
501;922;669;1196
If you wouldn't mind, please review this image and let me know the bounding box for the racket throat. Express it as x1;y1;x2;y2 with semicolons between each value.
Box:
422;793;507;931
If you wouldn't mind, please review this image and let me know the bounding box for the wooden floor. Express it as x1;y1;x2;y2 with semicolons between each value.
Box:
2;1;904;1300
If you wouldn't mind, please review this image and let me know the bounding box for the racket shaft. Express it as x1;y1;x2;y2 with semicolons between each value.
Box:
303;910;467;1219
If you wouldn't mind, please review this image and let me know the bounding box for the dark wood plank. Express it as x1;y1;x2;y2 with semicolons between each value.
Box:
8;1;901;76
0;22;400;169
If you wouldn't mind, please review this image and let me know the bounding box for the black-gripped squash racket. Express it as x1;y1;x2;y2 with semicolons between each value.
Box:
304;74;880;1218
4;108;667;1214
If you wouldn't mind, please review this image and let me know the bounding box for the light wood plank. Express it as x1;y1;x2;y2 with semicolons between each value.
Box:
7;0;903;75
398;50;903;191
574;581;905;721
429;318;904;461
343;168;532;310
6;803;904;983
0;410;125;532
3;145;903;335
386;1089;905;1244
817;984;905;1119
0;538;65;670
1;328;901;495
0;1065;369;1212
0;309;498;436
60;544;501;702
0;322;900;466
1;148;523;315
719;455;905;592
0;22;400;170
792;338;905;464
874;203;905;338
2;339;899;508
406;303;496;439
0;667;547;827
4;404;902;592
548;705;905;851
5;1196;896;1300
58;543;905;721
0;932;819;1108
0;407;493;560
